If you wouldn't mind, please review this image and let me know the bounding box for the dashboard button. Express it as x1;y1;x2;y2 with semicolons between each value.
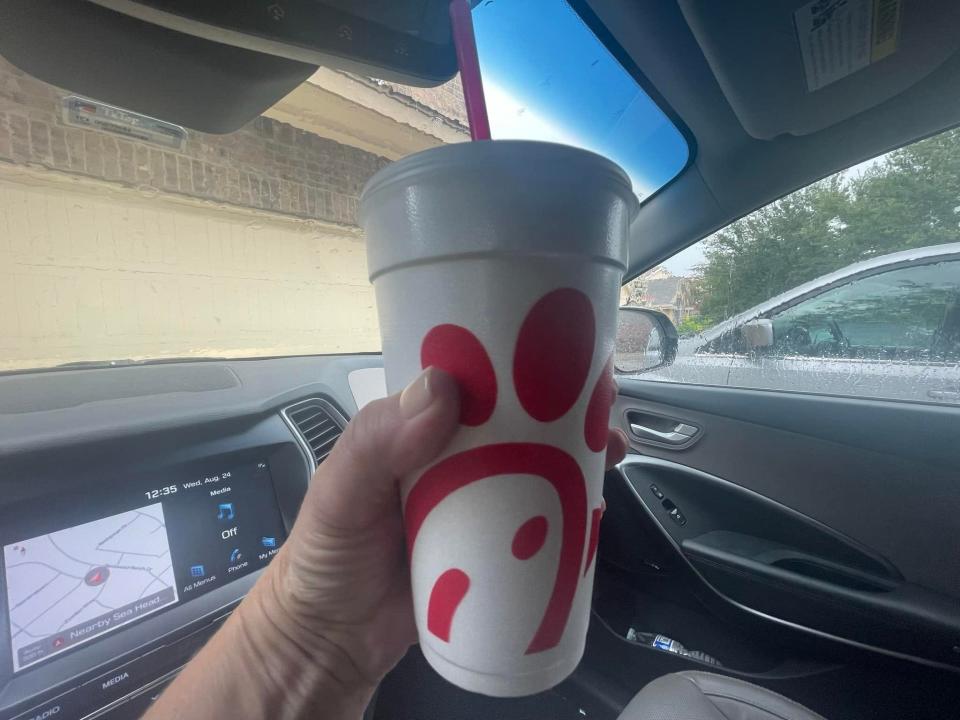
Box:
95;677;174;719
11;692;89;720
76;647;170;713
649;484;664;499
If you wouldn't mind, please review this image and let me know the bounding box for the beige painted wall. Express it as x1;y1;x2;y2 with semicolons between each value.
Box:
0;163;380;371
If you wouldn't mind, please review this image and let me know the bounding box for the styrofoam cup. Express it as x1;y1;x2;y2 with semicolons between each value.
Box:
360;141;636;697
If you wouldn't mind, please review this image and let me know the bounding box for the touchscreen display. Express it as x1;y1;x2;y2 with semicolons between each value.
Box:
2;458;286;672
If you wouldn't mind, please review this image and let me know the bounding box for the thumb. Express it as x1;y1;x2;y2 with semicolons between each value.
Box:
306;367;461;531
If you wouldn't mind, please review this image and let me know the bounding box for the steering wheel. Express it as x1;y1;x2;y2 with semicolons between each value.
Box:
827;317;851;355
781;323;812;352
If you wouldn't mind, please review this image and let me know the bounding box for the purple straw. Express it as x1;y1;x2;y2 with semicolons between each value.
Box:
449;0;491;141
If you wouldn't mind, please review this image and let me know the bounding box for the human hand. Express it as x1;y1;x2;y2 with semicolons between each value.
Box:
243;367;629;713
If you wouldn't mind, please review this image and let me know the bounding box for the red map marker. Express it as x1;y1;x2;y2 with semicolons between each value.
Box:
84;566;110;587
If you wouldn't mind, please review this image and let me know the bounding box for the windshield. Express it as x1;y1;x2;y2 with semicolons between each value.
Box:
0;2;687;374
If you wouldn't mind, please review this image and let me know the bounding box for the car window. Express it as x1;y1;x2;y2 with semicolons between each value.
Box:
769;261;960;361
0;3;683;375
622;126;960;404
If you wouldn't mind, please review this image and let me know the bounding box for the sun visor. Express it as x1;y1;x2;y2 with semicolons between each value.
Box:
0;0;459;134
678;0;960;139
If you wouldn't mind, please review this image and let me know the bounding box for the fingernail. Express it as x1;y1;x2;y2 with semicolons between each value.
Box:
400;368;434;418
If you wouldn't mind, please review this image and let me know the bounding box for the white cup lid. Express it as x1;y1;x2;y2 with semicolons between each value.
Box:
361;141;637;281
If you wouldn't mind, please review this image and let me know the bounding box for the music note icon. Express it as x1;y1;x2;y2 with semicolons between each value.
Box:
217;502;235;521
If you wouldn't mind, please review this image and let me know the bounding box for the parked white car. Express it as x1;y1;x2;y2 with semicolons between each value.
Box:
630;243;960;404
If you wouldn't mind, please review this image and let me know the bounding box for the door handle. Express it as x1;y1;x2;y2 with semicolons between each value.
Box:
629;421;699;445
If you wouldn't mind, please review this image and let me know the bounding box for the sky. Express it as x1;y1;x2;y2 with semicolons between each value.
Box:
472;0;689;202
660;242;706;276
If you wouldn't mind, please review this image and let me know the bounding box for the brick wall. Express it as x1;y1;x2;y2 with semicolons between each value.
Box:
0;57;389;227
0;55;393;369
0;165;380;371
379;75;469;127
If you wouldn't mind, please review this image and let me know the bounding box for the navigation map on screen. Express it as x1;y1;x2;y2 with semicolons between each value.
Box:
4;503;178;671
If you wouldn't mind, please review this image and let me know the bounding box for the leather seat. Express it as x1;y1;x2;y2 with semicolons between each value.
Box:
618;671;826;720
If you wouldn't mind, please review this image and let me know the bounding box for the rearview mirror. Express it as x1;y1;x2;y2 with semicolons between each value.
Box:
615;307;679;374
741;318;774;348
0;1;458;133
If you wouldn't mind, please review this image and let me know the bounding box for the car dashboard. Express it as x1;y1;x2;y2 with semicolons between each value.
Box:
0;355;386;720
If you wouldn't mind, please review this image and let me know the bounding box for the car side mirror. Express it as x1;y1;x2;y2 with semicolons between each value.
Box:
615;307;679;374
741;318;774;349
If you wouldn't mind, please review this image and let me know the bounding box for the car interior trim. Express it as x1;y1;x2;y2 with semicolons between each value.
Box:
617;379;960;469
347;367;388;411
614;455;960;675
280;396;350;474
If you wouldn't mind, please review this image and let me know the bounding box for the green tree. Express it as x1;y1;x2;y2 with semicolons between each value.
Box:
693;128;960;324
676;316;710;336
845;129;960;255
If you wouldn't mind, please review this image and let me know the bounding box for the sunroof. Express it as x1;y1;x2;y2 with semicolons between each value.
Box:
472;0;689;202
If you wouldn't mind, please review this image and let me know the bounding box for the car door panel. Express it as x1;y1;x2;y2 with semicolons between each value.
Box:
606;379;960;674
616;377;959;468
591;469;960;720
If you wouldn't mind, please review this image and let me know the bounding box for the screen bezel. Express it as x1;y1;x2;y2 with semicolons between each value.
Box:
0;416;311;717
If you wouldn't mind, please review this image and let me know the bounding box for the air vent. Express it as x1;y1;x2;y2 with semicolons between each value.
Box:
281;398;347;468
